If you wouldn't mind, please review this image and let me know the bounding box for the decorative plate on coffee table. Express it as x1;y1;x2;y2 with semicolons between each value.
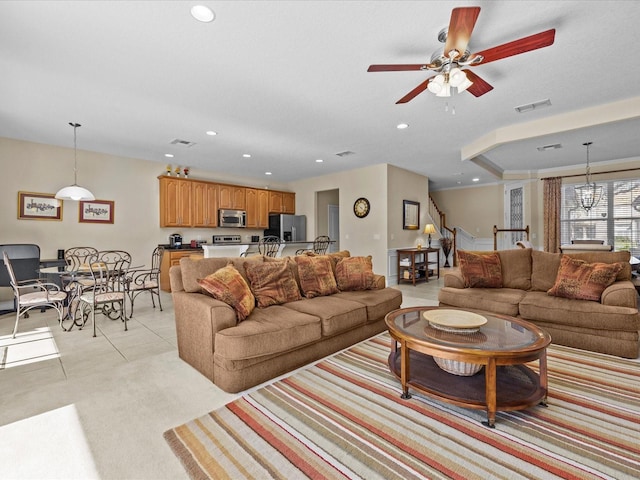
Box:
423;309;487;334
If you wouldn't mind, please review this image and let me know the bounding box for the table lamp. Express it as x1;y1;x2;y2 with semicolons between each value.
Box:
423;224;437;248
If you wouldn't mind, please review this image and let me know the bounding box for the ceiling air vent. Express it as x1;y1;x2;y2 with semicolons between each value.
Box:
335;150;355;157
537;143;562;152
170;138;196;147
514;99;552;114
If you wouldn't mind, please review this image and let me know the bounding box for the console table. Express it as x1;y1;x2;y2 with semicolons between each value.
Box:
397;248;439;286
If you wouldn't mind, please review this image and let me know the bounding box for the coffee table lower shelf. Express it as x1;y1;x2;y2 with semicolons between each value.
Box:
388;350;546;426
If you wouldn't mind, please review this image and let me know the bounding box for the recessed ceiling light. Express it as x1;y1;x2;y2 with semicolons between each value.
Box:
206;131;217;136
472;178;480;182
315;159;323;163
243;154;251;158
164;153;174;158
265;172;272;176
190;5;215;23
396;123;409;129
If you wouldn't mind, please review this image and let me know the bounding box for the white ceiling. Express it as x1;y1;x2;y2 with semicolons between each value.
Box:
1;1;640;190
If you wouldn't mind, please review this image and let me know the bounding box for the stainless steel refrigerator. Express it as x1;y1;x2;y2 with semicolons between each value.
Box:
265;214;307;241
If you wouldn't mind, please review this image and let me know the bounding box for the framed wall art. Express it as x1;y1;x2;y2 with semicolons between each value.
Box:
79;200;114;224
403;200;419;230
17;191;63;220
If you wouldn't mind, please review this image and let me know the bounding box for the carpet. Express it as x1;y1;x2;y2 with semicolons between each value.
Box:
164;334;640;479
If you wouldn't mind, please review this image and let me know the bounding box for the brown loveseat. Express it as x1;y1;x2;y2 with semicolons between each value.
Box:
169;252;402;392
438;248;640;358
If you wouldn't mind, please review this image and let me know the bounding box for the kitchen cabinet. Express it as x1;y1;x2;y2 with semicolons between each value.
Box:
246;188;269;228
269;191;296;214
192;181;218;227
219;184;246;210
159;176;192;227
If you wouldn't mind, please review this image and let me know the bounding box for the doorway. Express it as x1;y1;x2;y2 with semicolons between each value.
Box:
316;189;339;252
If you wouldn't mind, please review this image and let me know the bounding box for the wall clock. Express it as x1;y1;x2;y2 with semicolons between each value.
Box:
353;197;370;218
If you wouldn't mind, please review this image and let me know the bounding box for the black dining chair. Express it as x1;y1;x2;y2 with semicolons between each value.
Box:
126;246;164;318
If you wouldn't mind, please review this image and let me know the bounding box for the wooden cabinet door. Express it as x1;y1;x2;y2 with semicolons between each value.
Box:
257;189;269;227
160;177;192;227
268;191;283;213
282;192;295;214
232;186;246;209
193;182;218;227
245;188;258;228
219;184;233;209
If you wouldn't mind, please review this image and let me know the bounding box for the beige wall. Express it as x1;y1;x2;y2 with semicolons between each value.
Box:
0;137;288;265
387;165;430;249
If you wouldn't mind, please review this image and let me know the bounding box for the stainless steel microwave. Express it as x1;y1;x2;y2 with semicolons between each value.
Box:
219;209;246;228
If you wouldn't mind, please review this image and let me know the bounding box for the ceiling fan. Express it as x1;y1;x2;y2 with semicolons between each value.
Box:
368;6;555;103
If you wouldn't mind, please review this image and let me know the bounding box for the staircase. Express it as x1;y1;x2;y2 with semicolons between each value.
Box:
428;195;457;267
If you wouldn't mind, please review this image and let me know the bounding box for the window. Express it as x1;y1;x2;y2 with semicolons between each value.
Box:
560;179;640;257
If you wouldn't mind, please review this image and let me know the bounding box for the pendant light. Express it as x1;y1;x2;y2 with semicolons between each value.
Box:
574;141;602;212
55;122;95;201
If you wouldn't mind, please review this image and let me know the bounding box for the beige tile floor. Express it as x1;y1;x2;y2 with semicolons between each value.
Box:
0;278;443;479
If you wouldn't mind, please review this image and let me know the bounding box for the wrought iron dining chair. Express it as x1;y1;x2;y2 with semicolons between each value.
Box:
64;246;99;270
295;235;331;255
126;246;164;318
3;251;67;338
78;250;130;337
258;236;282;257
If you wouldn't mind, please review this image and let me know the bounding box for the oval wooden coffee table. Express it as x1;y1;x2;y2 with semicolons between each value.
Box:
385;306;551;427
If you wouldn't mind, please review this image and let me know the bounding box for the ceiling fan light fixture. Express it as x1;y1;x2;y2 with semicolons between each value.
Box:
436;82;451;97
427;74;445;94
457;77;473;92
449;68;466;87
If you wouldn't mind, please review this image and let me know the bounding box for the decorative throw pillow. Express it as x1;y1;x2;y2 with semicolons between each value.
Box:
547;256;623;301
335;256;375;291
457;250;503;288
197;265;255;322
293;255;339;298
244;260;302;308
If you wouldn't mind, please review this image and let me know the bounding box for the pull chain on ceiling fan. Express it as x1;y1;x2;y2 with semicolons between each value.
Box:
368;6;556;104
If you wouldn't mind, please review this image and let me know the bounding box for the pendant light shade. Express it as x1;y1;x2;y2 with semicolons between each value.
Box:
574;141;602;212
56;122;95;201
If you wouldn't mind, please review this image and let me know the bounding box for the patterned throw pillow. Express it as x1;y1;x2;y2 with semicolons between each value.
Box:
335;256;375;291
244;260;302;308
457;250;503;288
197;265;255;322
547;256;623;301
293;255;339;298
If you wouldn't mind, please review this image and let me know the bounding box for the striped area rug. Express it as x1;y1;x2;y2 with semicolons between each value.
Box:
164;334;640;480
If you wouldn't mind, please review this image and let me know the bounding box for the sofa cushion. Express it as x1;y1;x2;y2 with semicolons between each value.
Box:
334;288;403;323
565;250;631;281
531;250;561;292
244;259;302;308
283;296;367;337
293;255;339;298
520;291;640;332
197;264;255;322
214;305;321;360
496;248;532;290
457;250;503;288
438;287;525;317
335;256;376;291
547;256;623;301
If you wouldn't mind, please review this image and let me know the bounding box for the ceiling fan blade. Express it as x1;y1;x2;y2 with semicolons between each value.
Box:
473;29;556;65
368;64;430;72
464;70;493;97
396;81;429;104
443;6;481;59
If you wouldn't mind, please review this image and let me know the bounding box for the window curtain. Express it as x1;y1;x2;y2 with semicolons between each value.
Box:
543;177;562;252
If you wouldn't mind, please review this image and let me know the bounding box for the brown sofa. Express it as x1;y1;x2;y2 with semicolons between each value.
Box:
438;248;640;358
169;252;403;392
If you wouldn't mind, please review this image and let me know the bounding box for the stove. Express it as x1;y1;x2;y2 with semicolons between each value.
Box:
213;235;242;244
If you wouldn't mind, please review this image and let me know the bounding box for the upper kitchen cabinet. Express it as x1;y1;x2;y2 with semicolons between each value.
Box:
269;191;295;214
219;184;246;210
159;176;192;227
246;188;269;228
192;181;218;227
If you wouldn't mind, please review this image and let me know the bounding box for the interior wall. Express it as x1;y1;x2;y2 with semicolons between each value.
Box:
0;137;289;264
386;165;430;249
290;164;389;274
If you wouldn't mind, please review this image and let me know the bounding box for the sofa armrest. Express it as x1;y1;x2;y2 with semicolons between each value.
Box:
601;281;638;308
443;270;465;289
